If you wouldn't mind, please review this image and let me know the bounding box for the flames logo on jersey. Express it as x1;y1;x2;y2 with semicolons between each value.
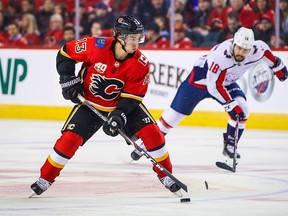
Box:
89;74;124;100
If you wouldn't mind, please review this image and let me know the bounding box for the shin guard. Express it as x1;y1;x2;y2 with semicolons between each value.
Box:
136;124;172;178
40;131;83;182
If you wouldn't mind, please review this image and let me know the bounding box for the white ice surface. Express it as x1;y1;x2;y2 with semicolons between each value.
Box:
0;119;287;216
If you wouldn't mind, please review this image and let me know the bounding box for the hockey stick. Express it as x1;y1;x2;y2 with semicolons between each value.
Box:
232;116;239;172
77;94;188;192
215;116;239;173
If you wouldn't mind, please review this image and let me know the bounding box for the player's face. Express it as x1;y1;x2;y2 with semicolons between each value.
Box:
123;34;144;53
233;45;250;62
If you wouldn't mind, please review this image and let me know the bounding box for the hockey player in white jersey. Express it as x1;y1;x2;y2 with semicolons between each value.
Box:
131;27;288;162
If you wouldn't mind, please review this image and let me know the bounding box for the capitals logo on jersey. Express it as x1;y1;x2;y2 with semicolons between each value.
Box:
89;74;124;100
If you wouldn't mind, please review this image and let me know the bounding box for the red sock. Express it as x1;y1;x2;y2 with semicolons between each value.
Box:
40;131;83;182
136;124;172;178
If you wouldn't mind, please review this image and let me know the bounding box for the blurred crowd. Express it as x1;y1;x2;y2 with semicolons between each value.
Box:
0;0;287;49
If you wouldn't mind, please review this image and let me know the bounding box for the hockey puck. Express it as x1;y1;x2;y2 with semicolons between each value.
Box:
205;181;209;190
180;198;191;203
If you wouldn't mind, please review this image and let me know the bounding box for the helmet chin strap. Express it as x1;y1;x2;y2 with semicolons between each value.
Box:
117;37;128;53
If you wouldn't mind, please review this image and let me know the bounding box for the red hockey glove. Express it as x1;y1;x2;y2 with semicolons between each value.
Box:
223;100;246;121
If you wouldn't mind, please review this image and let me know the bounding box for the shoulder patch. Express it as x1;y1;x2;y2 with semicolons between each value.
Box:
223;49;232;58
252;45;258;55
95;38;106;48
138;53;148;66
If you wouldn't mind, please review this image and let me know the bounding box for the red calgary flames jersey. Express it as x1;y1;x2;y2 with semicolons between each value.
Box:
60;37;150;112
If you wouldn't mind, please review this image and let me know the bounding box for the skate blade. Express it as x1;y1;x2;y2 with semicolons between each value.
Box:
29;191;36;198
173;190;183;197
128;159;136;164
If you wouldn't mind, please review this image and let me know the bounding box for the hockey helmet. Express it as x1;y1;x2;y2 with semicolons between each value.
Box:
233;27;254;50
114;15;145;43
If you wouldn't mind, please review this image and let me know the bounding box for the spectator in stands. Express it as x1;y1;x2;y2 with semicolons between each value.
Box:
90;20;103;37
174;23;193;48
280;0;288;37
136;0;168;27
252;0;275;26
173;13;190;37
109;0;131;16
206;0;229;31
0;10;8;46
20;13;41;46
43;13;63;47
70;2;89;38
6;1;21;20
254;14;274;44
54;3;70;25
167;0;186;17
227;0;255;28
21;0;35;14
182;0;196;27
5;21;28;47
143;22;170;48
217;11;242;43
154;15;170;38
36;0;55;39
200;0;230;47
125;0;145;20
87;2;116;30
0;9;9;32
61;0;76;15
269;34;288;48
187;0;213;37
57;26;75;46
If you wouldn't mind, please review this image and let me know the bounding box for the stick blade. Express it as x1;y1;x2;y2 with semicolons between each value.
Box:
215;161;236;172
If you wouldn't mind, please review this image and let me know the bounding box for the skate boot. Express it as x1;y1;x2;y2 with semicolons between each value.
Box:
130;142;146;161
222;133;241;159
30;177;52;197
159;176;181;193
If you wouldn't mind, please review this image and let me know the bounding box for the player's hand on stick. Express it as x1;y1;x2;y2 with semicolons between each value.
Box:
223;100;246;121
60;76;83;103
102;111;127;137
272;56;288;82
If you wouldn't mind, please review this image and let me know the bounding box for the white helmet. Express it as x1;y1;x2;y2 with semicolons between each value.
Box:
233;27;255;50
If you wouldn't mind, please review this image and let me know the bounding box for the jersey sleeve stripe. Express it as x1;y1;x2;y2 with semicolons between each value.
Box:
120;93;143;101
60;47;72;59
216;69;231;102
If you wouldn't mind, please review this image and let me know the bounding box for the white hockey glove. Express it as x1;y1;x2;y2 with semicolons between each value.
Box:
271;56;288;82
223;100;246;121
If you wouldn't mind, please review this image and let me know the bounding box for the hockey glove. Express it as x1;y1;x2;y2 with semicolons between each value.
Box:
272;56;288;82
102;111;127;137
223;100;246;121
60;75;83;103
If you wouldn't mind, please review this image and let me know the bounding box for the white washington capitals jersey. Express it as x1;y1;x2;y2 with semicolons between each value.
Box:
188;39;277;104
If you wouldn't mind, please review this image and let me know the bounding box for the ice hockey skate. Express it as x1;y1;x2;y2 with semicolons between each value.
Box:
159;176;182;197
222;133;241;159
29;177;52;197
216;133;240;172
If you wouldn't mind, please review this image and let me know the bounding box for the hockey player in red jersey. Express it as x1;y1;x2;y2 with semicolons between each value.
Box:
130;27;288;165
30;15;180;196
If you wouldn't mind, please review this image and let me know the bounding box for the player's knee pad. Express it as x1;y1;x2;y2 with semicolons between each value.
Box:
136;124;165;150
54;131;84;158
158;108;186;134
